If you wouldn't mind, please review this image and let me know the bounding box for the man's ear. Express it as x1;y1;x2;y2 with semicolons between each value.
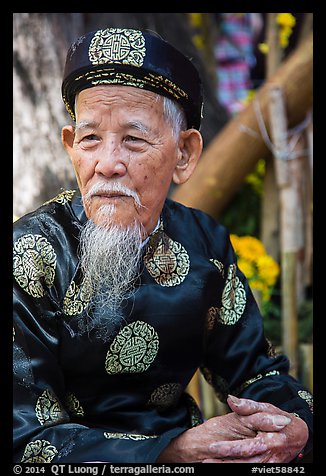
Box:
61;125;75;155
172;129;203;185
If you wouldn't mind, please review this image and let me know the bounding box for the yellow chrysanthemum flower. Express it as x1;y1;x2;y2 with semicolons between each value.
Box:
279;26;292;48
230;234;241;253
235;236;266;263
249;279;265;292
237;259;255;280
276;13;296;28
276;14;296;49
231;234;280;306
257;255;280;286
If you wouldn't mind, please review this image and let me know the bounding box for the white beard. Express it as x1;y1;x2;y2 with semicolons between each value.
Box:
77;205;145;341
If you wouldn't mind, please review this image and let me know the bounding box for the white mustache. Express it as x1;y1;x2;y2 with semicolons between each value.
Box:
85;182;143;209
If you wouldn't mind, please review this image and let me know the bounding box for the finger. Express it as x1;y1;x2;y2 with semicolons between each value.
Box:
227;395;277;416
209;436;268;459
259;430;287;448
240;412;292;432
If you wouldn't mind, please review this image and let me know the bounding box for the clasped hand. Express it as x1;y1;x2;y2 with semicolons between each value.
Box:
157;395;308;463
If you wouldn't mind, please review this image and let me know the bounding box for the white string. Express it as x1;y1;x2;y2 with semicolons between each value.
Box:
238;98;311;161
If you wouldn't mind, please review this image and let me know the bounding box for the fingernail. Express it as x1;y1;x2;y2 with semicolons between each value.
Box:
228;394;241;405
273;415;292;427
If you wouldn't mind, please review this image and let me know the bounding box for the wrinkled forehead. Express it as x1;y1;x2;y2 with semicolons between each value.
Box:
74;85;165;126
75;84;162;108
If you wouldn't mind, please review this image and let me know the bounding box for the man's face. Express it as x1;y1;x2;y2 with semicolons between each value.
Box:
63;85;183;235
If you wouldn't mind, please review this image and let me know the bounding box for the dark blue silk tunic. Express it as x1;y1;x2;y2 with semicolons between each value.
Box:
13;190;313;463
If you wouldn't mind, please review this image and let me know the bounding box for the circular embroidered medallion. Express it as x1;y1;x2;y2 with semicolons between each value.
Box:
13;234;57;298
35;389;66;426
21;439;58;463
89;28;146;67
148;383;183;409
63;277;92;316
105;321;159;374
218;264;246;325
144;233;190;287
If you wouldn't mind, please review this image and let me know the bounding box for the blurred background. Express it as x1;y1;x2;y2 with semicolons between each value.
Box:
13;13;313;418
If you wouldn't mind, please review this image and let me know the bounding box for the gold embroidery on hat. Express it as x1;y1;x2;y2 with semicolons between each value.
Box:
105;321;159;375
144;231;190;287
218;264;246;325
148;383;183;409
21;439;58;463
35;389;67;426
13;234;57;298
75;68;188;101
63;94;76;121
89;28;146;67
104;432;157;440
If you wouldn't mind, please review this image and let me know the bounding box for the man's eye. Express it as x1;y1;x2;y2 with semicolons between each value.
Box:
82;134;98;141
125;135;142;142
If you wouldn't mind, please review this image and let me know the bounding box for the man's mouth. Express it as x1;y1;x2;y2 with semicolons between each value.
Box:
93;192;129;200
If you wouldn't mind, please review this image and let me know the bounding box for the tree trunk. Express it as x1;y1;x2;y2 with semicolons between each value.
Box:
13;13;84;217
268;85;302;378
171;33;313;219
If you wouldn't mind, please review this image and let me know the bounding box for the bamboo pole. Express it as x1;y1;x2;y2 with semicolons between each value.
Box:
171;33;313;219
293;135;307;305
266;12;283;78
306;119;313;190
260;13;283;261
299;343;313;392
268;85;301;377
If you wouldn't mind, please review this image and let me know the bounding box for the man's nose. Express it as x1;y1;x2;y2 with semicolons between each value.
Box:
94;140;127;178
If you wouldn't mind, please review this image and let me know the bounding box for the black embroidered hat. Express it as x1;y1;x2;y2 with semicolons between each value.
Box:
62;28;203;129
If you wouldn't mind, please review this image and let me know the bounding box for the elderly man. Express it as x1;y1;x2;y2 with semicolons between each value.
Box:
13;27;312;464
